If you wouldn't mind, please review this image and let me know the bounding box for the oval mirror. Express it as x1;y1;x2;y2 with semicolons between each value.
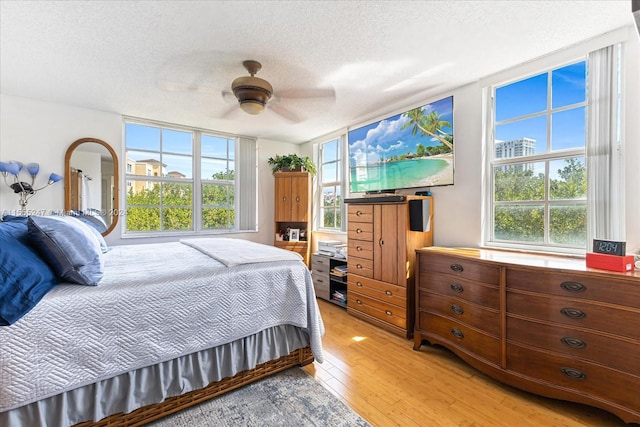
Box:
64;138;119;236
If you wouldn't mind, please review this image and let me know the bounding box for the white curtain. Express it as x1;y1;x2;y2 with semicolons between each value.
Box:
586;44;624;244
237;137;257;231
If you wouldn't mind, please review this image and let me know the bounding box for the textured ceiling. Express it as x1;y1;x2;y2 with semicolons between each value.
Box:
0;1;635;143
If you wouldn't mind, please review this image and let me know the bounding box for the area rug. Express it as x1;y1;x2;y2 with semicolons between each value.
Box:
148;367;371;427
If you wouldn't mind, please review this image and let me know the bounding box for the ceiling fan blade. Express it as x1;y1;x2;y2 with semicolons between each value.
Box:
268;103;302;122
220;104;240;119
275;88;335;99
158;80;219;94
221;90;237;105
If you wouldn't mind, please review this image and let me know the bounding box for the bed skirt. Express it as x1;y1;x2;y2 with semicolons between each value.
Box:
1;325;314;427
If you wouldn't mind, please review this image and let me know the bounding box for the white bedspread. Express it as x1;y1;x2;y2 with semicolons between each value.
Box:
180;237;302;266
0;240;324;412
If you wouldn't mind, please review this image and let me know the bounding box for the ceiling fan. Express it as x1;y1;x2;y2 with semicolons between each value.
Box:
224;60;335;122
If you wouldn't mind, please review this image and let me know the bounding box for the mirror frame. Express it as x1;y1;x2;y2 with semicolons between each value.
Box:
64;137;119;236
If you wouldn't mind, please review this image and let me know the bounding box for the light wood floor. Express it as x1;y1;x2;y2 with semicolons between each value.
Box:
303;299;628;427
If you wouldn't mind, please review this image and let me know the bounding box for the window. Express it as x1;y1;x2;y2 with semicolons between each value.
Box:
318;137;345;231
488;61;588;252
124;120;256;235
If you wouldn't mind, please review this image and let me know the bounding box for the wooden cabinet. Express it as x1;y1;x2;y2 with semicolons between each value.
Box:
273;172;311;266
345;196;433;338
414;247;640;424
311;253;347;307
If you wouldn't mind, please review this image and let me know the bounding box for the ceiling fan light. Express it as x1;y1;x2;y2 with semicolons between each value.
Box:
231;75;273;115
239;100;266;115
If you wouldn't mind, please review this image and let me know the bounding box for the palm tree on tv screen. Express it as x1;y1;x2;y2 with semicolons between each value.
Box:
401;108;453;151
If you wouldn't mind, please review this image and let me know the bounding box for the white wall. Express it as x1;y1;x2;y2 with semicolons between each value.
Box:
303;27;640;254
2;27;638;253
0;94;297;247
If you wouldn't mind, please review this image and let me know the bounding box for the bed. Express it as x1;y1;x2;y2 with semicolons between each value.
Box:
0;217;324;427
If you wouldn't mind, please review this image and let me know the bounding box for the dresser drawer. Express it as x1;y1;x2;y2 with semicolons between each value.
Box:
418;271;500;310
347;221;374;241
507;316;640;376
507;343;640;412
507;291;640;340
313;279;329;298
311;255;330;273
419;291;500;337
348;292;406;329
348;239;374;260
347;204;374;223
348;274;406;308
348;257;374;279
417;312;501;364
419;253;500;285
506;268;640;308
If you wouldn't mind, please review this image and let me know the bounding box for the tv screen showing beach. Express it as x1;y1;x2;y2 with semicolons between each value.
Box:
348;96;454;193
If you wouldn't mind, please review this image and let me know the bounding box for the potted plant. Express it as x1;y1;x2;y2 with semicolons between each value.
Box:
267;154;316;176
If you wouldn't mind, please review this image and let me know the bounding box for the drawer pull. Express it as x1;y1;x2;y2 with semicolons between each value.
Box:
356;210;362;216
356;264;363;269
296;196;300;202
316;269;324;273
356;281;363;287
450;263;464;273
356;246;363;251
450;283;464;293
356;299;363;305
283;196;287;202
560;281;587;293
450;304;464;315
450;328;464;339
385;310;392;316
560;308;586;319
385;290;392;296
356;228;363;234
561;337;586;349
560;367;586;380
379;239;384;246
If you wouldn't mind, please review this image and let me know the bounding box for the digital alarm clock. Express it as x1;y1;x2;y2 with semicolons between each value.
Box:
592;239;626;256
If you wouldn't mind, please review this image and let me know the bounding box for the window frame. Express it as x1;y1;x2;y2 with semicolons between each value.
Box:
484;59;588;255
122;118;256;237
316;134;347;233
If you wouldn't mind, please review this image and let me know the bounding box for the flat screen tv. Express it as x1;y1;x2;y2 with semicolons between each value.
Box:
348;96;454;193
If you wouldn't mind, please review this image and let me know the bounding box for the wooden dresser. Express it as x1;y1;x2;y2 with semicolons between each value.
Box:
414;247;640;424
345;196;433;338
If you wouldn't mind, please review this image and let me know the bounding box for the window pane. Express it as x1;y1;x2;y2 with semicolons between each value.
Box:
202;183;230;205
126;180;160;203
202;135;229;158
125;123;160;151
126;151;161;176
323;186;337;207
495;73;548;121
161;182;192;206
323;140;338;163
163;154;192;179
202;158;228;180
495;115;547;155
494;162;545;201
551;107;585;151
494;204;544;243
162;129;192;155
322;207;336;228
549;158;586;200
202;207;234;230
549;204;586;247
161;207;192;231
322;162;337;184
552;62;586;108
126;207;160;231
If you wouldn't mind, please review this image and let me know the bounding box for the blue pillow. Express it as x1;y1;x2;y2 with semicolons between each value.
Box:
0;221;59;325
65;215;109;253
27;216;104;286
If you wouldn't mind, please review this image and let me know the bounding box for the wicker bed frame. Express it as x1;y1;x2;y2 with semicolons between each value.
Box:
73;346;314;427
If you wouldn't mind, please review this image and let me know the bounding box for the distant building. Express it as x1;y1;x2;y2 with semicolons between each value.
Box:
495;137;536;159
125;157;169;193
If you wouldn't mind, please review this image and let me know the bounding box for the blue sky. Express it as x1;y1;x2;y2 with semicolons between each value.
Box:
125;124;234;179
348;96;453;166
495;61;586;153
